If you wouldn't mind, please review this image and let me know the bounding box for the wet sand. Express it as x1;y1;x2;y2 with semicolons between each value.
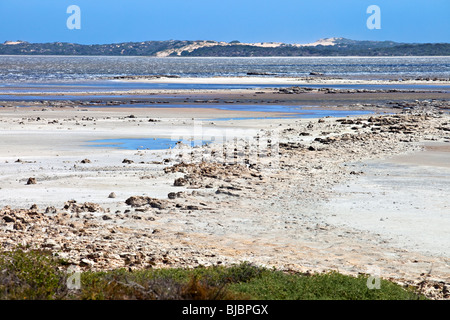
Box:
118;75;450;86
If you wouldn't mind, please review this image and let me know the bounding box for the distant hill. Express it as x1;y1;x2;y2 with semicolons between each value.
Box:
0;38;448;56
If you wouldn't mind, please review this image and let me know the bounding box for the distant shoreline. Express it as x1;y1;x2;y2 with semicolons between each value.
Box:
114;75;450;86
1;38;449;57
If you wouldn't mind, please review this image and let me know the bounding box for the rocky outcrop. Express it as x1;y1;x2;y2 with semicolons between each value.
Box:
125;196;169;209
173;177;188;186
63;200;105;213
276;86;448;95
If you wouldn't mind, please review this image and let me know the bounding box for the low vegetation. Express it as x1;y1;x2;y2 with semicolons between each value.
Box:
1;39;448;56
0;247;426;300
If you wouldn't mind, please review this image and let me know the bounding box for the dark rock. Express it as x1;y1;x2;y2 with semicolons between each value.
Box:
149;199;167;210
45;206;57;214
174;177;188;186
63;200;105;213
247;72;277;76
168;192;177;199
215;189;240;197
125;196;150;207
2;215;15;223
125;196;169;210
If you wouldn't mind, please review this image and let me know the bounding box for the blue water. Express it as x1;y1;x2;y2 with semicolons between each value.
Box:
86;138;211;150
0;94;176;101
1;56;449;82
202;106;375;121
2;56;449;97
0;80;448;96
205;108;375;121
89;103;375;117
0;81;290;92
86;107;376;150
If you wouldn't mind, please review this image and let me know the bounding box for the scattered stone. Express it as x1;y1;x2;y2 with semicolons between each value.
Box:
168;192;177;200
80;258;95;267
45;206;57;214
215;189;240;197
125;196;169;210
26;177;36;185
174;177;187;186
0;103;449;299
42;239;59;249
165;161;259;188
63;200;105;213
2;215;15;223
125;196;150;207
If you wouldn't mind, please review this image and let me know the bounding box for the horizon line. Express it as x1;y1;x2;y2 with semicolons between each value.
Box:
2;38;450;46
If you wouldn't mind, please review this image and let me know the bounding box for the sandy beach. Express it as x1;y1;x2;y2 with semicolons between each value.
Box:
1;79;449;299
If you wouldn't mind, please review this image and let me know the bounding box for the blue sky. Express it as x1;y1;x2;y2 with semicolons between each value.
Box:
0;0;448;44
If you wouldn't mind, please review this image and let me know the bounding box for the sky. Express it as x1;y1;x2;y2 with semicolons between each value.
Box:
0;0;449;44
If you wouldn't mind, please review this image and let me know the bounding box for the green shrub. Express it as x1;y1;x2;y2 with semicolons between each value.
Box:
0;248;428;300
228;270;426;300
0;247;68;300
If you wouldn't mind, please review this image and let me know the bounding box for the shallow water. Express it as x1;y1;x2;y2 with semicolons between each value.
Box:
85;107;375;150
203;106;375;120
1;56;449;82
0;80;448;97
86;138;212;150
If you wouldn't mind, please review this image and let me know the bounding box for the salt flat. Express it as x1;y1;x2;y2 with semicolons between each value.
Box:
0;90;449;299
322;143;450;258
